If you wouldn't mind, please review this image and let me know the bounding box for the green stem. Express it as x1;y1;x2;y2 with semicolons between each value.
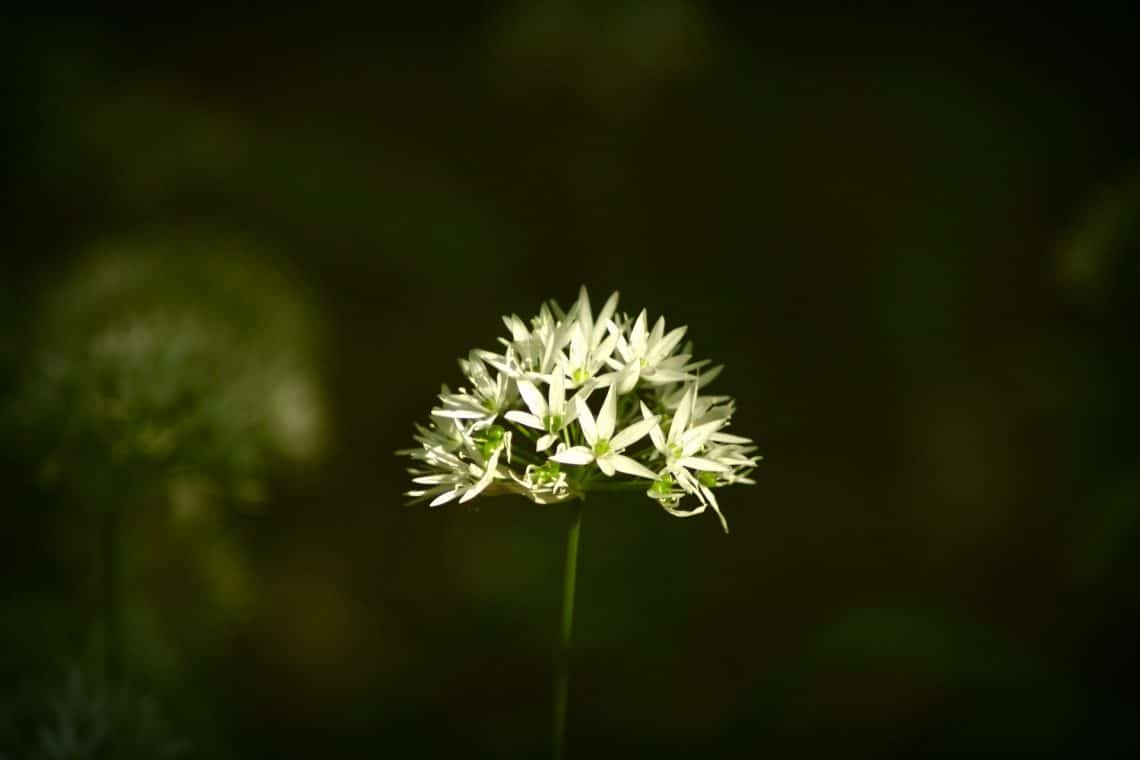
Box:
553;500;583;760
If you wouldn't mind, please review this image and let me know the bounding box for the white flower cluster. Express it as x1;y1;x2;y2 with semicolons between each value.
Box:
400;287;759;531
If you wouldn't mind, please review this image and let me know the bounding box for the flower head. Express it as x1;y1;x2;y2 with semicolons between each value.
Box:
400;287;759;531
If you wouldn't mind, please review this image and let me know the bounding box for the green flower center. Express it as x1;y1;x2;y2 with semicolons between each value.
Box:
697;470;718;488
651;473;675;496
572;368;589;385
593;439;611;457
534;460;560;484
479;425;505;459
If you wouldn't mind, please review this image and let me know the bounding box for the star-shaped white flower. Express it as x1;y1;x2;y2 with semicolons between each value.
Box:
645;384;728;472
642;383;732;530
550;384;659;478
608;310;694;393
432;351;513;425
504;371;590;451
553;287;621;388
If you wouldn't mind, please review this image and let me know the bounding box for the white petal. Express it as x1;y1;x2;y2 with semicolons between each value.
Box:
671;384;696;442
550;446;595;465
590;370;621;389
460;466;496;504
429;488;462;507
576;396;598;445
657;500;706;518
677;456;729;472
608;454;658;480
432;408;487;420
611;415;659;451
697;364;724;388
648;316;665;349
701;485;729;533
592;330;620;368
649;325;687;364
568;324;588;370
616;362;640;395
630;310;648;353
548;371;565;416
643;369;694;385
537;433;557;451
504;410;544;430
680;420;723;456
515;379;547;418
412;474;450;484
593;291;620;347
577;285;594;343
596;384;618;441
642;402;667;452
596;455;616;476
710;431;751;444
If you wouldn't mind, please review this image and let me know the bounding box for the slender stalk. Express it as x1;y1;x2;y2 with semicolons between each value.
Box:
553;500;583;760
100;503;123;682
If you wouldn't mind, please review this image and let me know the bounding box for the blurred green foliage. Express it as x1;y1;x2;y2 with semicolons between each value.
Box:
16;237;323;495
0;669;188;760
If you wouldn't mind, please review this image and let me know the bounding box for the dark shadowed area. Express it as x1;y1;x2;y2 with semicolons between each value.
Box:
2;4;1139;758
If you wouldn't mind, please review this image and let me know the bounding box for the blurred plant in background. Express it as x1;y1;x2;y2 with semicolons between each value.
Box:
19;235;324;488
1057;173;1140;594
6;232;325;719
0;668;188;760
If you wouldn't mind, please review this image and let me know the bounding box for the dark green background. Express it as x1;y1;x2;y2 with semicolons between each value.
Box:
3;4;1139;757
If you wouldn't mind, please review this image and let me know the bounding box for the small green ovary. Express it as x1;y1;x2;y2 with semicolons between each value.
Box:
650;472;675;496
697;470;718;488
534;460;561;484
572;368;589;385
593;439;611;457
479;424;505;459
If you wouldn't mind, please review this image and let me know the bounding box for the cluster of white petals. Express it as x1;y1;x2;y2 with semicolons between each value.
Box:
400;287;759;531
